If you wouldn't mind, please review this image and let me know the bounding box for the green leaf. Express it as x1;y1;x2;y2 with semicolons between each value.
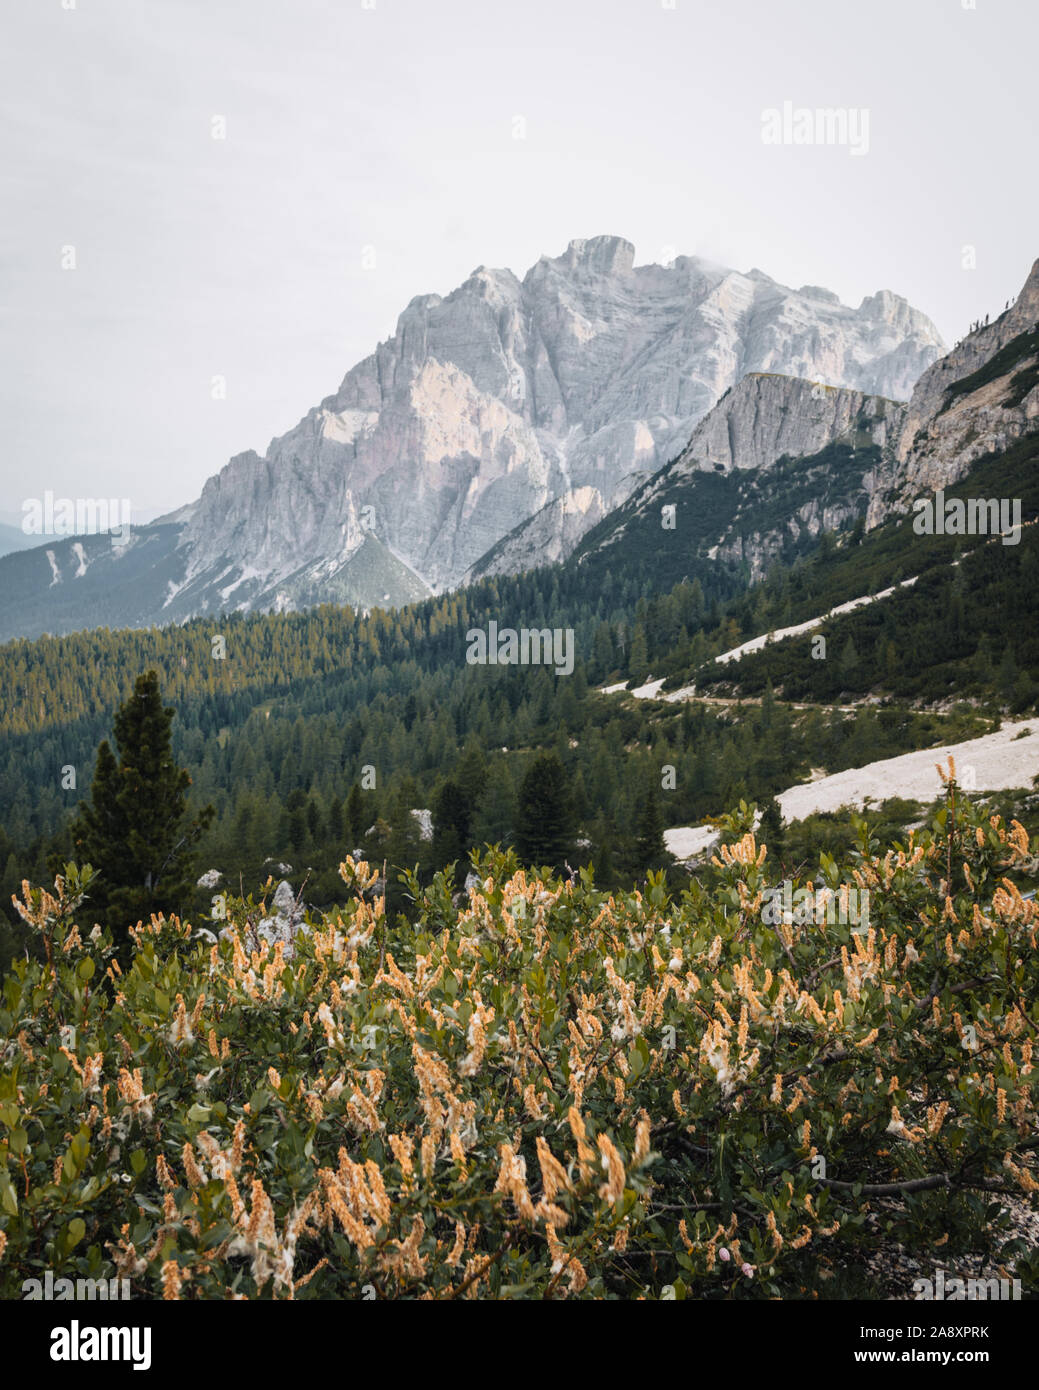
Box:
0;1173;17;1216
68;1217;86;1248
79;1176;103;1202
77;958;95;982
130;1150;147;1176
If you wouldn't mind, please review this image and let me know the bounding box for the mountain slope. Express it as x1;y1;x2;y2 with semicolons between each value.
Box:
0;523;43;559
565;374;899;599
570;255;1039;607
0;237;943;640
867;257;1039;524
689;429;1039;709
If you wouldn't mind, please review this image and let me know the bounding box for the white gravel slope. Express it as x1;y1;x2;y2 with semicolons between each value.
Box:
665;719;1038;863
777;718;1039;820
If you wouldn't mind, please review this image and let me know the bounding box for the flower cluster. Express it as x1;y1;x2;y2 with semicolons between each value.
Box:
0;786;1036;1300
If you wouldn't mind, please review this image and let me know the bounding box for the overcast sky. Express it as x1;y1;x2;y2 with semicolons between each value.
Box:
2;0;1036;518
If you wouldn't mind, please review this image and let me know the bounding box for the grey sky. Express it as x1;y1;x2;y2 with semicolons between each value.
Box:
1;0;1036;516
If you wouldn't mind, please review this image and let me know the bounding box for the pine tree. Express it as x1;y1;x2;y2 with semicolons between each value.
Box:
838;636;860;682
284;789;308;857
384;788;425;917
628;624;649;684
345;783;365;845
633;778;671;876
515;753;574;870
327;795;345;847
471;763;517;848
593;623;615;680
759;795;785;863
998;644;1018;702
70;671;213;945
591;814;619;885
456;743;488;810
432;778;471;870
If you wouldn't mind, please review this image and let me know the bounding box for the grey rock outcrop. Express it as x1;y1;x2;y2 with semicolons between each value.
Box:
576;371;901;583
218;879;310;960
672;373;904;477
465;485;610;582
867;258;1039;524
574;255;1039;587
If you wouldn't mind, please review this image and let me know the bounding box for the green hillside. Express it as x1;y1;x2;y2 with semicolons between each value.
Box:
570;439;880;600
690;432;1039;708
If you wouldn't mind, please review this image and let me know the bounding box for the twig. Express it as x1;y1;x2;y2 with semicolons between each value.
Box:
443;1232;513;1300
804;954;842;987
815;1173;951;1196
376;860;387;976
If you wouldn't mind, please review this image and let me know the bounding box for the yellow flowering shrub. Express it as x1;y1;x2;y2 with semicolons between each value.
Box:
0;772;1036;1299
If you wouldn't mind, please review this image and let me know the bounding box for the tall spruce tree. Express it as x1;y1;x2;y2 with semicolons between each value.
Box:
515;753;574;870
432;778;471;871
71;671;212;942
345;783;366;846
633;779;670;876
327;795;345;846
759;795;785;864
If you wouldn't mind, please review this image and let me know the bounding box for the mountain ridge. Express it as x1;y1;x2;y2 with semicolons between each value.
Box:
571;256;1039;597
0;237;945;641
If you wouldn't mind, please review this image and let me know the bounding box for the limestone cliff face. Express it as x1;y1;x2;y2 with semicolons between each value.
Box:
672;373;904;476
669;374;903;580
176;235;943;603
575;371;900;585
465;486;609;583
570;256;1039;594
867;258;1039;525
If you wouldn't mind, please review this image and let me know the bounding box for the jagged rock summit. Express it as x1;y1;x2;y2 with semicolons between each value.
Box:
569;370;902;587
0;237;945;639
179;234;940;600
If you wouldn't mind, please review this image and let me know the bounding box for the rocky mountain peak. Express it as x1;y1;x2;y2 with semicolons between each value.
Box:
157;238;948;599
798;285;841;304
1006;256;1039;328
0;237;949;638
676;373;903;478
548;235;637;277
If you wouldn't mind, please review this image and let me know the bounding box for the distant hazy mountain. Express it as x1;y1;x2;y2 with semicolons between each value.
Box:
0;522;42;559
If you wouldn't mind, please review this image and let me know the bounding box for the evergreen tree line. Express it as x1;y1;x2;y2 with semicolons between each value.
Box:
2;428;1036;968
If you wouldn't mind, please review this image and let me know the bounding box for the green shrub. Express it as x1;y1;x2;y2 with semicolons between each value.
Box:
0;772;1036;1300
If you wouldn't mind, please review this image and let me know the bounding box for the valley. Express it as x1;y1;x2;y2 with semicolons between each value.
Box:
1;236;1037;1312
